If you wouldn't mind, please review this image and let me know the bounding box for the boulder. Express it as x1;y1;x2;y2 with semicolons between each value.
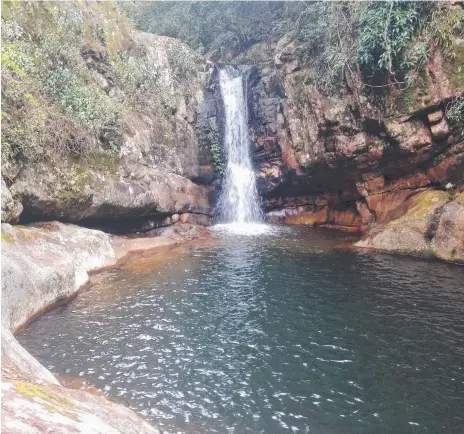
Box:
355;190;464;262
1;180;22;223
11;163;212;222
431;196;464;262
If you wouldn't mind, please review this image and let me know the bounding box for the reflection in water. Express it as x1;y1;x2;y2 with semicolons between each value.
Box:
19;226;464;434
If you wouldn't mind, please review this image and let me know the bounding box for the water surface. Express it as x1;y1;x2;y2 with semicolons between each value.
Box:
19;226;464;433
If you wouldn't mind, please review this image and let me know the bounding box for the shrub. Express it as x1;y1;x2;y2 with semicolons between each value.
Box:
445;95;464;124
1;1;130;166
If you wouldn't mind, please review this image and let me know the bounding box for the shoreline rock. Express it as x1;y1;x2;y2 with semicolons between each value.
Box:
1;221;209;433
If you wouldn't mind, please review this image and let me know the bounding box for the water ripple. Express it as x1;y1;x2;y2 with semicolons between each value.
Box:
18;226;464;434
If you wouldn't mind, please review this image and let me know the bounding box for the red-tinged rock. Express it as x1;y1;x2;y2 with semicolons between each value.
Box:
430;117;450;140
389;172;430;191
315;196;330;206
427;148;464;185
427;110;443;124
285;206;328;225
327;208;362;227
365;190;417;223
320;224;364;233
356;200;375;224
356;175;385;197
354;190;463;262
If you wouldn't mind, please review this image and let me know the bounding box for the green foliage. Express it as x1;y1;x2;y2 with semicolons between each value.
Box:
445;95;464;124
123;1;303;55
1;1;131;165
428;5;464;54
109;47;176;140
357;2;422;77
297;2;359;94
207;131;224;174
167;43;198;82
1;43;25;75
296;1;463;99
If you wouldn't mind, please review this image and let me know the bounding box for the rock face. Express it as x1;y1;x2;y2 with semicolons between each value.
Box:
1;180;22;224
1;377;158;434
226;27;464;260
11;164;212;223
2;31;215;226
241;33;463;199
355;191;464;262
1;221;209;433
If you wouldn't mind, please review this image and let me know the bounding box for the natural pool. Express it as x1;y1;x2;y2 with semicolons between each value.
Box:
19;226;464;433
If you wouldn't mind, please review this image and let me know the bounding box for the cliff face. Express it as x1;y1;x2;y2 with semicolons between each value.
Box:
228;28;463;261
2;31;215;228
2;6;463;261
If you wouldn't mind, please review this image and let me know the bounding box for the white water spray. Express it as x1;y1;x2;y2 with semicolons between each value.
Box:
216;67;263;229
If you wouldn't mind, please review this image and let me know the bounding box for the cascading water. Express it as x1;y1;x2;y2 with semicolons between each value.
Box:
216;67;264;229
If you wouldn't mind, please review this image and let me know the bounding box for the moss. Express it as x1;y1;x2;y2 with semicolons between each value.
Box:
396;69;432;114
14;381;77;420
443;42;464;91
389;190;450;226
455;192;464;207
1;231;13;243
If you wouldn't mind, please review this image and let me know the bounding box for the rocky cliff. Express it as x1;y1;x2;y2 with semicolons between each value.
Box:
2;4;463;261
224;23;463;262
2;30;215;229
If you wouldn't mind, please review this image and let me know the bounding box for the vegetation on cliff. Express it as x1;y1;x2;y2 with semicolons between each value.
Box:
127;1;463;116
1;1;462;174
1;1;200;173
124;1;301;56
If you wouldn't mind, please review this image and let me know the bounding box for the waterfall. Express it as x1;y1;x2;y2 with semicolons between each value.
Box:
217;67;263;224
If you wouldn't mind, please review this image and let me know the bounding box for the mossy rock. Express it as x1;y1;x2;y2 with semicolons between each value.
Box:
1;231;13;243
14;380;77;420
394;69;432;115
444;42;464;92
455;191;464;207
389;190;450;225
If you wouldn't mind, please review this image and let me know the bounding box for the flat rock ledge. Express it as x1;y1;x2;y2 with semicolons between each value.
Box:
1;221;208;433
354;190;464;263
